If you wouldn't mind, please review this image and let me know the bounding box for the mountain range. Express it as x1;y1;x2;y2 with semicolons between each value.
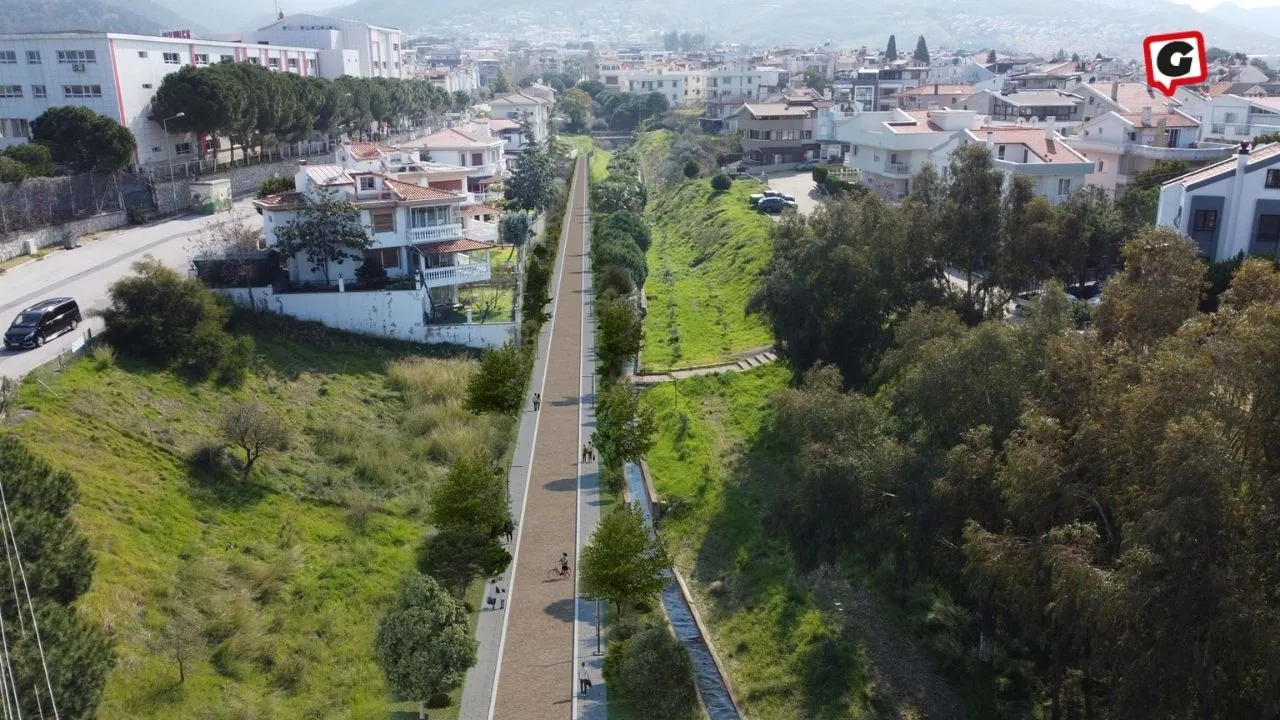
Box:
0;0;1277;56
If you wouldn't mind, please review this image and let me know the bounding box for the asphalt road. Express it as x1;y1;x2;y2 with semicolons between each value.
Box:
0;202;257;380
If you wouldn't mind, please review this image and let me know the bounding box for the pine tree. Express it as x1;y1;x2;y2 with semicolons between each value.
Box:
914;35;930;63
886;34;898;61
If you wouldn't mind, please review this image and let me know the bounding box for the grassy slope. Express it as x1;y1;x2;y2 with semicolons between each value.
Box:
7;314;506;719
561;135;611;182
642;366;872;719
641;178;774;372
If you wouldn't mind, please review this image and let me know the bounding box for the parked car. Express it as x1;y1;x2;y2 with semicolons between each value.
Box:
3;298;81;350
748;193;766;206
761;190;797;202
757;196;798;214
795;159;821;171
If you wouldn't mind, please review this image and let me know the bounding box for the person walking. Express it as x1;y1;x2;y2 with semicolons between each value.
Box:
498;586;506;610
486;579;499;611
503;518;515;543
578;661;591;696
533;392;541;411
587;443;596;462
581;444;589;463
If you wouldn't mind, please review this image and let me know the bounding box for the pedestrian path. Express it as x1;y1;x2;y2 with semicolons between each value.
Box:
632;350;779;387
489;156;594;720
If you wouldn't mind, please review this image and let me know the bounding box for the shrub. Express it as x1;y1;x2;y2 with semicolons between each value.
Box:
465;342;528;416
593;232;648;288
89;343;116;370
597;265;636;298
126;205;148;225
812;165;829;184
682;159;699;179
355;257;389;288
257;175;296;199
607;625;698;720
596;295;643;379
426;692;451;709
710;173;732;192
219;401;290;480
598;211;652;252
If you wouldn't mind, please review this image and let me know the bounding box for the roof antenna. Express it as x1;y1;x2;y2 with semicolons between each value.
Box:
276;0;283;20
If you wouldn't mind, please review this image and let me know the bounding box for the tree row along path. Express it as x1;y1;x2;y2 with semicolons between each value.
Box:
490;155;589;720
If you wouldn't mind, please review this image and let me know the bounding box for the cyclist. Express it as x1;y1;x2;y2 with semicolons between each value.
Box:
558;552;570;576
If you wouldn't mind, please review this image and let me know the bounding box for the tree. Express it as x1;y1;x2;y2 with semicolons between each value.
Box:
886;34;898;61
257;175;295;198
3;143;54;177
914;35;930;63
272;187;373;283
0;156;27;183
710;173;732;192
31;106;136;173
1255;131;1280;146
160;604;204;685
803;68;828;94
682;158;699;179
578;80;606;98
429;453;510;537
598;211;651;252
986;49;997;64
943;142;1006;321
491;72;513;94
594;379;657;467
606;625;698;720
465;342;529;416
557;87;592;132
596;295;643;378
581;503;670;614
151;65;245;159
505;140;557;212
417;527;511;598
375;574;476;720
219;401;290;480
1095;226;1203;349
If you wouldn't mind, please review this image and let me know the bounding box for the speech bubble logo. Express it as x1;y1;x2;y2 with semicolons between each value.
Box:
1144;31;1208;96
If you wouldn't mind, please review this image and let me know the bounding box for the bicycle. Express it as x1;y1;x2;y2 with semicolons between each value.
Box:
547;565;572;581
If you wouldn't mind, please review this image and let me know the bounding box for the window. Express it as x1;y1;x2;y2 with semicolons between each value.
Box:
248;57;259;65
471;152;483;166
0;51;16;64
138;51;148;58
174;142;192;156
0;119;30;138
26;51;40;64
268;57;280;68
1057;178;1072;196
358;176;376;191
62;84;101;98
0;86;22;98
163;52;180;65
307;59;317;72
220;54;234;63
410;205;452;227
31;85;45;98
287;58;298;68
56;50;96;63
1267;169;1280;189
370;208;395;233
142;83;152;89
194;53;209;65
997;145;1006;159
1193;209;1218;231
365;247;400;269
1257;215;1280;254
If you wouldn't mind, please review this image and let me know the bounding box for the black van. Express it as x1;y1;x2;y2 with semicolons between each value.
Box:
3;298;81;350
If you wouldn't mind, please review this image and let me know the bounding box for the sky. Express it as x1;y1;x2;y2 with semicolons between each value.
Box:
1167;0;1280;10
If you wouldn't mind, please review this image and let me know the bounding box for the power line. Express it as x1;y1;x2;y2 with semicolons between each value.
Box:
0;480;56;720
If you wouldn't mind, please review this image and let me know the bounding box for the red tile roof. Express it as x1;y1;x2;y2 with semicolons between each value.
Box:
1117;111;1199;129
382;178;463;201
254;191;307;208
886;112;944;133
463;204;502;216
400;128;503;150
417;238;498;253
345;142;399;160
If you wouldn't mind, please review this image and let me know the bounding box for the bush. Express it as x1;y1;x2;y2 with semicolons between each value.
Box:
710;173;732;192
812;166;829;184
465;342;529;416
607;625;698;720
598;211;652;252
102;258;254;383
257;175;296;199
592;232;648;288
596;295;643;379
89;343;116;370
355;257;389;288
426;692;451;709
682;159;699;179
597;265;635;298
126;205;148;225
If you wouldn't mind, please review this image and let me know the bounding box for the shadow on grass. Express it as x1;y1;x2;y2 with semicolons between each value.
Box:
185;461;270;509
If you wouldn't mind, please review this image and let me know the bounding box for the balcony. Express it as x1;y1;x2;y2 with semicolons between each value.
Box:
421;260;491;288
464;163;501;178
884;161;912;175
409;223;463;243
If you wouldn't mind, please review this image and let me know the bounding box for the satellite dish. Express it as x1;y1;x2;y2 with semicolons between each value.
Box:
1029;115;1039;123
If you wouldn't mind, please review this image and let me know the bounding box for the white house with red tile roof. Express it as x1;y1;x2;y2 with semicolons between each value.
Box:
1064;107;1236;196
820;107;978;200
940;123;1096;204
488;90;554;146
1157;142;1280;261
253;161;496;314
395;126;506;196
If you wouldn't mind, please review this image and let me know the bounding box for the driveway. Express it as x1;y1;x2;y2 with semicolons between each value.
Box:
0;201;257;380
763;170;823;216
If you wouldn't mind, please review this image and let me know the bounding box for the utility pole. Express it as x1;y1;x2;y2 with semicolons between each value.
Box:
161;112;185;213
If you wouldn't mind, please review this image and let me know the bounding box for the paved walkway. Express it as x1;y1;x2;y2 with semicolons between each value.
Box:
486;156;597;720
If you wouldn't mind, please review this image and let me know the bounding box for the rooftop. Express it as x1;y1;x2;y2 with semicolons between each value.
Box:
739;103;813;118
991;90;1085;107
303;165;355;186
885;111;945;133
382;178;464;202
1081;82;1175;113
399;128;503;150
421;237;499;253
345;143;401;161
1116;111;1199;129
900;84;977;97
1167;142;1280;187
973;127;1091;164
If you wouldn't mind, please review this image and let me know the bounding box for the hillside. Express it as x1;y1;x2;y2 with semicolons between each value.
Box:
636;133;774;371
4;313;506;718
0;0;202;34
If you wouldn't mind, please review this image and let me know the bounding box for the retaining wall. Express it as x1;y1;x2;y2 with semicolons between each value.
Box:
152;157;330;216
0;211;128;263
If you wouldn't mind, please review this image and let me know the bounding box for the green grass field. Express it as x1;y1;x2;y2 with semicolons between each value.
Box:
561;135;612;182
641;366;872;719
641;179;775;371
5;313;508;719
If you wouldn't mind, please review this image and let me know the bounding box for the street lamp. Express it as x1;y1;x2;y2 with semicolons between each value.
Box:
161;112;185;212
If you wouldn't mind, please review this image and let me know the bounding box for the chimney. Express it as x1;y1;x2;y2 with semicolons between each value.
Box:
1166;101;1177;115
1110;80;1118;101
1044;115;1056;139
933;83;939;95
1220;142;1252;260
986;131;994;151
1141;106;1152;126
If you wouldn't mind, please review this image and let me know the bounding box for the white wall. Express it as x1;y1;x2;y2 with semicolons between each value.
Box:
220;286;516;348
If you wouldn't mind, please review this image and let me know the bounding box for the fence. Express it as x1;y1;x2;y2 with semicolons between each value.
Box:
0;173;136;236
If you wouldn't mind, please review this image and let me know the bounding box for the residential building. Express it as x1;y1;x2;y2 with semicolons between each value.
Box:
245;14;403;79
488;90;554;145
424;66;480;95
0;31;321;165
1187;95;1280;145
942;123;1096;204
1064;107;1235;196
475;59;502;86
621;68;687;107
1068;81;1192;124
1008;61;1082;90
953;88;1086;125
1156;142;1280;261
821;107;977;200
397;126;505;198
735;98;819;165
899;84;977;111
254;161;495;311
